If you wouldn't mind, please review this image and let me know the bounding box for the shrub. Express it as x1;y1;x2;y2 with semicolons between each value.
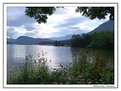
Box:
7;49;114;84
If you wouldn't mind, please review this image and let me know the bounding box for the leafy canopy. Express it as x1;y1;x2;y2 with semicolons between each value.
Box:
25;7;56;23
25;7;114;23
75;7;114;20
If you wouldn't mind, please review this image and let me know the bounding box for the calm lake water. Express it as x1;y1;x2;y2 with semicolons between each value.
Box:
7;44;114;72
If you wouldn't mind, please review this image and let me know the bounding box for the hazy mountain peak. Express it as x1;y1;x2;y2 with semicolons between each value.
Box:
17;36;34;39
89;20;114;34
50;35;72;41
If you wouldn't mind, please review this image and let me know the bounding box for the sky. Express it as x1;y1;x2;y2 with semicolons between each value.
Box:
7;7;109;39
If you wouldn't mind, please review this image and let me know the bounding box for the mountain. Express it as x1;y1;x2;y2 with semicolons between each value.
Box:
36;38;52;42
15;36;37;44
7;38;16;44
50;35;72;41
7;36;53;45
7;35;72;45
8;20;114;45
89;20;114;34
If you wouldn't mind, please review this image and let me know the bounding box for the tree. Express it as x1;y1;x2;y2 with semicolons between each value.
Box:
54;41;64;46
25;7;114;24
71;34;91;47
71;34;81;47
75;7;114;20
25;7;56;23
89;31;114;49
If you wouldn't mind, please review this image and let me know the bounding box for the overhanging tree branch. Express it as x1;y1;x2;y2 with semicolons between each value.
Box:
75;7;114;20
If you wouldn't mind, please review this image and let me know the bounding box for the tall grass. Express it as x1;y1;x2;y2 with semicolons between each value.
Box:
7;49;114;84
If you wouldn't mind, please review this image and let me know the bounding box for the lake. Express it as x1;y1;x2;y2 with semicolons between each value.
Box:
7;44;114;74
7;44;73;70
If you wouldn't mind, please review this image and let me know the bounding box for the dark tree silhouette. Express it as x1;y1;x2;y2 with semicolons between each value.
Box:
25;7;56;23
75;7;114;20
25;7;114;23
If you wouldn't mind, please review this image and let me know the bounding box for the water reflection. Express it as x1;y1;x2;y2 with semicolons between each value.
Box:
7;44;113;71
7;44;114;84
71;48;114;69
7;44;73;70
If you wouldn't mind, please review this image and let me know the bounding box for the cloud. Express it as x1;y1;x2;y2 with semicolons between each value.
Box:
7;7;25;21
7;16;36;27
7;22;60;39
7;26;37;39
7;26;21;38
7;7;109;39
54;8;67;15
23;24;37;31
48;27;89;38
55;16;88;28
73;18;109;31
7;7;36;27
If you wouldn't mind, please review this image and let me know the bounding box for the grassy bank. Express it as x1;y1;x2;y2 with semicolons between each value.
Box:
7;49;114;84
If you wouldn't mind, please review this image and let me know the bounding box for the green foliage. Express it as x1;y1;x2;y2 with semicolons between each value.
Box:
71;31;114;49
89;32;114;49
25;7;56;23
76;7;114;20
71;34;91;47
8;54;51;84
53;41;64;46
25;7;114;24
8;49;114;84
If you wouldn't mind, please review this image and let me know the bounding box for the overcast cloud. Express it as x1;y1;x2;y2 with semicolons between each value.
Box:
7;7;109;39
